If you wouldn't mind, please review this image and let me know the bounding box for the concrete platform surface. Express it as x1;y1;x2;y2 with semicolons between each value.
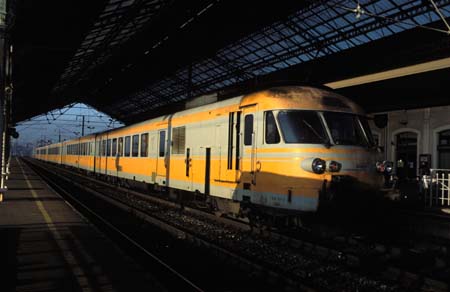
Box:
0;157;166;292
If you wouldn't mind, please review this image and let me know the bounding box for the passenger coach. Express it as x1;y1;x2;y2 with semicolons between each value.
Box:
34;86;388;215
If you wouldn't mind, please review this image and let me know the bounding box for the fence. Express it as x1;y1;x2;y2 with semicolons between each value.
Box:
422;169;450;207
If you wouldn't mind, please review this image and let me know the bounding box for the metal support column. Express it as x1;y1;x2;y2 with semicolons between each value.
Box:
0;0;10;202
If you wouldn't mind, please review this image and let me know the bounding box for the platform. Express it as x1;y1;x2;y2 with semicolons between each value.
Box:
0;157;165;292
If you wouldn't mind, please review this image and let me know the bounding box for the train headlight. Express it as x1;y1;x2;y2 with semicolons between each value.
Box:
376;161;385;173
312;158;326;174
328;160;342;172
384;161;393;174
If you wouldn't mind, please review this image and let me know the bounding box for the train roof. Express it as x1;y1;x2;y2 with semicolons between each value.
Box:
35;85;365;150
240;86;365;114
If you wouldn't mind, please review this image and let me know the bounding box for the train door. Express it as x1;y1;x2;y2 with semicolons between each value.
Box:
185;147;194;191
220;111;242;183
93;135;99;173
156;129;168;187
149;132;158;183
59;142;64;165
77;138;81;169
240;105;259;186
205;148;211;195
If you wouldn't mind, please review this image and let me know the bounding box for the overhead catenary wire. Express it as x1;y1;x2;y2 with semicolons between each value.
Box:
330;1;450;35
428;0;450;33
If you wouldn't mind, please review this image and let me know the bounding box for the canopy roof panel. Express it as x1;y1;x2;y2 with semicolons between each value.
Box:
11;0;450;124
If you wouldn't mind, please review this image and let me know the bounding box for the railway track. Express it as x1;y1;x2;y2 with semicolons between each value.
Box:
24;157;449;291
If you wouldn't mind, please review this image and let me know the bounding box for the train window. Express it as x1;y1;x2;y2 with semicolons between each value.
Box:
132;135;139;157
125;136;131;156
101;140;106;156
112;138;117;156
172;127;185;155
323;112;366;146
265;111;280;144
359;117;375;147
244;115;254;146
141;133;148;157
107;139;111;157
159;131;166;157
235;112;241;170
278;111;327;144
228;112;234;169
118;137;123;156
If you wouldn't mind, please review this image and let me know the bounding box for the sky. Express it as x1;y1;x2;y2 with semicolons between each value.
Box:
14;103;124;148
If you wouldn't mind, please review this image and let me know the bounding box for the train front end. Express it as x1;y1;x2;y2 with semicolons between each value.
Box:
245;86;388;213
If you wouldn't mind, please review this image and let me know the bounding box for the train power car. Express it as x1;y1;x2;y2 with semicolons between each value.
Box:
34;86;389;216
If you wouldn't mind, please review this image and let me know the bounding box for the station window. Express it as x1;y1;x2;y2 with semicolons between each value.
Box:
265;111;280;144
140;133;148;157
172;127;185;155
125;136;131;156
132;135;139;157
244;115;254;146
438;129;450;169
118;137;123;157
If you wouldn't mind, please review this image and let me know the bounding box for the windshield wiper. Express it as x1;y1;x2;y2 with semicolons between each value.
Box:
302;120;332;148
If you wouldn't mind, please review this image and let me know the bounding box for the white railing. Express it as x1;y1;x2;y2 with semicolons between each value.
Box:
422;169;450;207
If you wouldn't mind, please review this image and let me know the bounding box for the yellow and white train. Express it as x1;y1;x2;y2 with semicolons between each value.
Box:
34;86;388;215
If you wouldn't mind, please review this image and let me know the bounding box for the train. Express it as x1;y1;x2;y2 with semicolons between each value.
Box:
34;86;390;217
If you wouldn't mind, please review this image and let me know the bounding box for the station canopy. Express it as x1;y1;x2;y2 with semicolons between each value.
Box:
12;0;450;125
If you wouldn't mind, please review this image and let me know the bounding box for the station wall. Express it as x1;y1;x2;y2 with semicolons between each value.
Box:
370;105;450;176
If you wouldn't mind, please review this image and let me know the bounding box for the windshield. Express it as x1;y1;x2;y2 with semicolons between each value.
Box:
323;112;367;146
359;116;375;147
277;111;327;144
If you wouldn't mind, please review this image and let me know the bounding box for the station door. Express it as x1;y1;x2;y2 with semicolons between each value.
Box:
395;131;417;179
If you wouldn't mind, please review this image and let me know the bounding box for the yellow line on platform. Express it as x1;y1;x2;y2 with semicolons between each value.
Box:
16;158;94;292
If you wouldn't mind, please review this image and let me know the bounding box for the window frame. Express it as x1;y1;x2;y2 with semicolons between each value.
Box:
132;134;139;157
264;111;281;144
244;114;254;146
124;136;131;157
140;133;149;157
